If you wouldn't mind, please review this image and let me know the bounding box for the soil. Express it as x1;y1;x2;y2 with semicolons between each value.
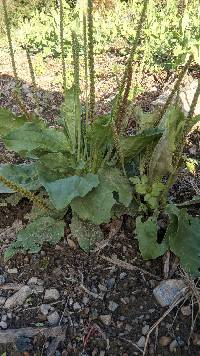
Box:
0;46;200;355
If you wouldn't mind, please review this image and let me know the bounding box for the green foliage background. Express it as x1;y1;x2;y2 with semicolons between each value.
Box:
1;0;199;71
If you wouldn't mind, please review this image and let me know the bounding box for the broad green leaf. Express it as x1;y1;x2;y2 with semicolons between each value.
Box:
38;152;76;173
3;122;70;157
70;214;103;252
0;108;27;137
38;170;99;210
149;106;185;180
136;216;168;259
4;217;65;260
121;128;162;161
88;115;113;148
166;204;200;277
87;115;113;169
0;163;41;193
134;107;159;131
71;168;132;224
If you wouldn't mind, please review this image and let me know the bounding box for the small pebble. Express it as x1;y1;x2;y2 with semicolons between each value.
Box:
44;288;60;301
40;304;51;316
181;305;191;316
73;302;81;310
98;284;107;292
99;314;112;325
0;275;5;285
169;339;178;352
7;268;18;274
192;333;200;346
119;272;127;279
142;325;150;335
159;336;171;347
28;277;38;285
106;278;116;290
32;285;44;294
47;311;60;325
0;297;6;305
1;315;7;322
82;296;89;305
0;321;7;329
137;336;146;348
108;301;119;312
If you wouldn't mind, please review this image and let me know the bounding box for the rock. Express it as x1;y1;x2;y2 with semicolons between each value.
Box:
169;339;178;352
137;336;146;348
192;333;200;346
40;304;51;316
32;285;44;294
82;296;89;305
153;279;186;307
142;325;150;335
0;321;7;329
27;277;38;285
108;301;119;312
159;336;171;346
0;275;5;285
0;297;6;305
181;305;191;316
106;278;116;290
119;272;127;280
152;77;200;117
47;311;60;325
1;315;7;322
7;268;18;274
44;288;60;301
98;284;107;292
99;314;112;325
4;286;32;309
16;337;33;352
73;302;81;310
125;323;132;332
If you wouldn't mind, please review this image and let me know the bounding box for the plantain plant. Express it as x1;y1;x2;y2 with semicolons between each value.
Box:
1;0;200;277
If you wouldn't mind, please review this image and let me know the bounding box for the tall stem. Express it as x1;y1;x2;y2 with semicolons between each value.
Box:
59;0;67;93
72;30;81;161
113;0;149;128
88;0;95;122
25;47;40;113
2;0;19;85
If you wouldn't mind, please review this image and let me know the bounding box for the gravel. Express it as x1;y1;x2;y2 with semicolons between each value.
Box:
44;288;60;301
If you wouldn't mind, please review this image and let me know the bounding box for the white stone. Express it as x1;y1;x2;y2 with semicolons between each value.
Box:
137;336;146;348
47;311;60;326
153;279;186;307
73;302;81;310
108;301;119;312
152;77;200;117
99;314;112;325
28;277;38;285
1;315;7;322
0;321;7;329
169;339;178;352
40;304;51;316
44;288;60;301
142;325;150;335
7;268;18;274
4;286;32;309
181;305;191;316
0;297;6;306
